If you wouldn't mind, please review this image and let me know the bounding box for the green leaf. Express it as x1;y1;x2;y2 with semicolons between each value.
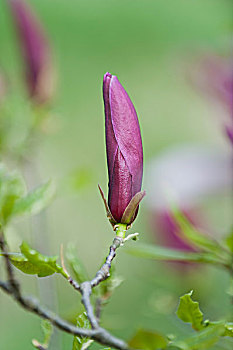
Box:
176;291;204;331
0;164;26;225
9;242;67;278
125;243;221;264
72;312;93;350
12;180;55;217
174;323;226;350
66;244;89;283
225;230;233;253
223;323;233;337
0;165;55;226
128;329;168;349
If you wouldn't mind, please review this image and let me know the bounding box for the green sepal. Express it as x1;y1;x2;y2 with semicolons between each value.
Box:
121;190;146;225
98;184;116;227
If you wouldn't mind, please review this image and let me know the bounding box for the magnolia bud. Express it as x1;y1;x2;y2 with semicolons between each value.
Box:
100;72;145;226
8;0;55;104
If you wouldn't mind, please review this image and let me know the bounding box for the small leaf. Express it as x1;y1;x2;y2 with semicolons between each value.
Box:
66;244;89;283
128;329;168;349
176;291;204;331
125;243;221;264
179;323;225;349
32;320;52;349
72;312;93;350
99;264;123;302
41;320;53;345
10;242;67;278
12;180;55;217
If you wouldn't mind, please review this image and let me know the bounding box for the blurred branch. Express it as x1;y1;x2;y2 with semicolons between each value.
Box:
0;229;130;349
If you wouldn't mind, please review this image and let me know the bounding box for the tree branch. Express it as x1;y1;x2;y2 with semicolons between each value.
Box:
91;236;122;287
0;230;130;349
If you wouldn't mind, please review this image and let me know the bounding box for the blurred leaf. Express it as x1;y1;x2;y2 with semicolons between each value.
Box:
172;209;225;256
176;291;204;331
68;167;93;191
174;323;226;349
10;242;67;278
128;329;168;349
66;243;89;283
0;164;25;225
125;243;221;264
0;164;55;226
224;323;233;337
98;263;123;302
225;230;233;253
12;180;55;217
72;312;93;350
32;320;53;349
41;320;53;345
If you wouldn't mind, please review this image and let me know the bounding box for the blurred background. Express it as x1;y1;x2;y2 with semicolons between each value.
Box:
0;0;232;349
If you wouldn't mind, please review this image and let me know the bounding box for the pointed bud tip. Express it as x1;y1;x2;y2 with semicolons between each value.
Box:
103;72;112;84
104;72;112;78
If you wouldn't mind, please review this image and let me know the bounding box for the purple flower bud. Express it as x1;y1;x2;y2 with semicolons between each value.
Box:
8;0;55;104
101;72;145;225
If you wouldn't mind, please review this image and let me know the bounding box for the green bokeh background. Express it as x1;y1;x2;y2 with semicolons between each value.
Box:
0;0;232;349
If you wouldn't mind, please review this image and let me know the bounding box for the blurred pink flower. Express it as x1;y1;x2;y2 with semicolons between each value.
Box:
145;145;232;253
191;54;233;144
153;209;200;252
8;0;55;104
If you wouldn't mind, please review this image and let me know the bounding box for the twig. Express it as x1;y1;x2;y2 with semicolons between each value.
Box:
75;236;123;331
0;233;20;297
0;230;130;349
32;339;47;350
91;236;123;288
80;281;99;329
60;244;80;291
